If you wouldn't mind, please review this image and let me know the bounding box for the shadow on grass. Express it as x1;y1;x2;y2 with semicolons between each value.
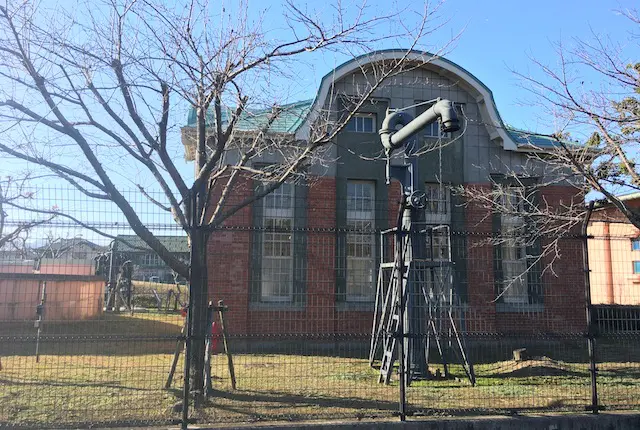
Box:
0;377;158;392
200;387;399;420
598;366;640;379
0;313;182;356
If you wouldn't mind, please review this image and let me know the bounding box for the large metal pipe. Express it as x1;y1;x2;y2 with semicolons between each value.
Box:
379;99;460;155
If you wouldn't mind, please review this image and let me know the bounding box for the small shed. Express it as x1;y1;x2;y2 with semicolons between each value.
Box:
0;272;104;321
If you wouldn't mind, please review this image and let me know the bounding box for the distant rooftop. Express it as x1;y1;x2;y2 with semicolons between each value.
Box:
113;235;189;253
33;238;105;252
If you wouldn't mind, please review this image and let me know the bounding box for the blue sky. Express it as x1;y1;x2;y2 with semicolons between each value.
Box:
227;0;639;137
281;0;639;134
437;0;638;133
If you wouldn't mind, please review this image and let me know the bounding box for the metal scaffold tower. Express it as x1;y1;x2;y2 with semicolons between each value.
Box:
368;99;475;387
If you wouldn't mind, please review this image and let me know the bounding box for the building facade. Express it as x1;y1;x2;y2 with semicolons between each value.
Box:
113;235;189;283
588;194;640;306
182;50;586;337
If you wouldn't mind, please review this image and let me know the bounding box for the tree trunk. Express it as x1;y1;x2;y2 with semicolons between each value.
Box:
188;226;209;406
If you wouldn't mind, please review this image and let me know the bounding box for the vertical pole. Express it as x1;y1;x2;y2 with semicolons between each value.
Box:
582;201;598;414
217;300;237;390
182;193;197;430
165;320;185;389
35;281;46;363
204;302;214;397
181;305;191;429
106;242;115;311
396;196;407;421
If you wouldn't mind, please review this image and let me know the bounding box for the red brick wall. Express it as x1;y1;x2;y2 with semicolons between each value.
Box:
206;173;252;334
463;183;498;333
206;177;586;337
305;177;338;333
463;184;586;334
247;177;338;334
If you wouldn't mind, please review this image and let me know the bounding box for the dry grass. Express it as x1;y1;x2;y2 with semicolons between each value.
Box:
132;281;187;310
1;312;640;427
133;280;185;294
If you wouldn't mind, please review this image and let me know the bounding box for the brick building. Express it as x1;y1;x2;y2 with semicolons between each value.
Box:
182;50;586;338
588;193;640;305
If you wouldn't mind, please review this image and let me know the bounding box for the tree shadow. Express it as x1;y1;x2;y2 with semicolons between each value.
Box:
0;376;157;392
197;387;399;421
0;313;183;356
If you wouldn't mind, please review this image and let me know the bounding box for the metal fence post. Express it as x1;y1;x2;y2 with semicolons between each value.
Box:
182;303;192;429
182;203;197;430
396;196;407;421
582;201;599;414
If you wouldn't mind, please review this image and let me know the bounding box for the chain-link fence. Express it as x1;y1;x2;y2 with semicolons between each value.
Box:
1;186;639;428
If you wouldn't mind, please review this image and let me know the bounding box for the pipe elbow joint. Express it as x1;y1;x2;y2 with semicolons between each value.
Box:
433;99;460;133
379;111;413;155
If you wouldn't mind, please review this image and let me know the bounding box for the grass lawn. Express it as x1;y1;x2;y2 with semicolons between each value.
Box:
1;312;640;427
132;280;186;295
131;281;187;311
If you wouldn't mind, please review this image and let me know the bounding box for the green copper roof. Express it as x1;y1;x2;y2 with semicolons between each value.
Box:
506;128;571;149
186;99;314;134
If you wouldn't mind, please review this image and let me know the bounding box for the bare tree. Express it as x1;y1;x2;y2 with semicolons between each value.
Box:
457;8;640;300
0;0;458;398
513;8;640;224
0;176;51;256
456;169;585;302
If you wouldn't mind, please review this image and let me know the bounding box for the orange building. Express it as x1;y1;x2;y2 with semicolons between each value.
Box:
588;193;640;305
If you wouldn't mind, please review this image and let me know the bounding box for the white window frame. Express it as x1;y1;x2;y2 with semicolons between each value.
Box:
346;180;376;302
261;184;295;302
141;253;161;266
424;184;453;305
424;120;443;138
345;113;376;133
424;183;451;224
499;188;529;304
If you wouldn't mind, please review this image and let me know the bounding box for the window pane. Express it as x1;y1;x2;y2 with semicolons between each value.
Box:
501;244;529;303
496;184;536;306
265;183;293;210
261;258;293;301
345;114;375;133
425;184;449;215
424;120;439;137
426;227;450;261
346;258;375;301
347;182;374;212
424;266;453;304
345;118;356;131
261;184;294;302
346;181;375;301
362;116;374;132
424;184;451;225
